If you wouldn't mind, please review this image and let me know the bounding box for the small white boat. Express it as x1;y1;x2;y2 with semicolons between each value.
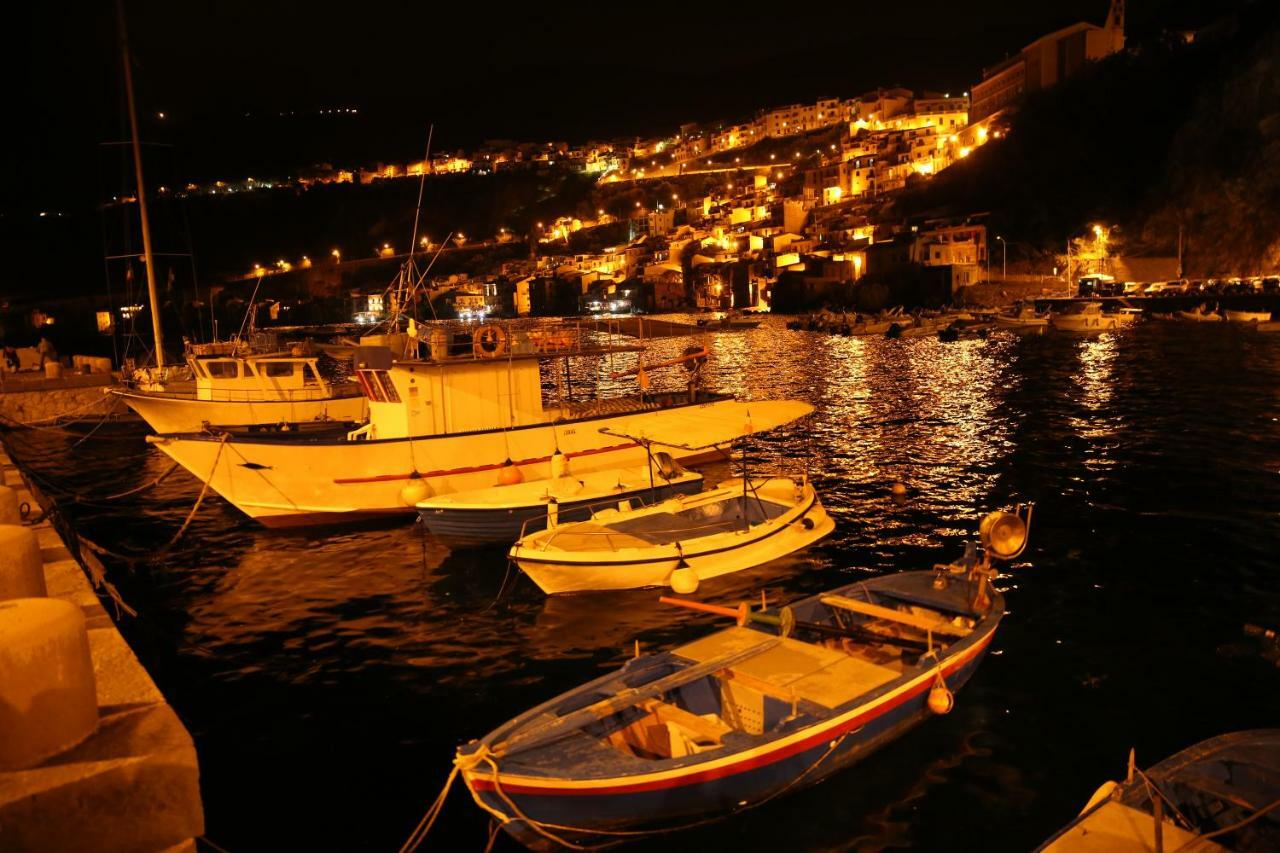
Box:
994;304;1050;329
416;455;704;550
1050;302;1121;333
1113;307;1143;327
1178;304;1224;322
1223;309;1273;323
510;476;834;594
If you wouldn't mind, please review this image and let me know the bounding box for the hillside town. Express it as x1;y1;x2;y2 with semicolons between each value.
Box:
150;2;1134;327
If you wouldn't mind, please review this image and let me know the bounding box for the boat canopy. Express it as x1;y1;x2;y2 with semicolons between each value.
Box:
600;399;814;450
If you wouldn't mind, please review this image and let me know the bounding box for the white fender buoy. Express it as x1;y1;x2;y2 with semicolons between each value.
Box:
0;525;46;601
400;476;431;506
550;449;570;479
0;485;21;524
0;598;98;770
669;565;700;594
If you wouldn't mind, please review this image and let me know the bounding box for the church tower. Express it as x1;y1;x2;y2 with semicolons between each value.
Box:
1104;0;1126;54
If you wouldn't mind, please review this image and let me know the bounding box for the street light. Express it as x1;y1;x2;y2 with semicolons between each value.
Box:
996;235;1006;282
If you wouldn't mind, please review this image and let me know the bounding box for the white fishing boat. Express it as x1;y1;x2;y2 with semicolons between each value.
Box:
1050;302;1122;333
994;304;1050;329
112;342;367;433
1223;309;1273;323
511;476;833;594
1113;307;1143;327
146;321;798;527
416;454;704;550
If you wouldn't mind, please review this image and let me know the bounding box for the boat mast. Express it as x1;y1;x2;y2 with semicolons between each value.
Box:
117;0;165;366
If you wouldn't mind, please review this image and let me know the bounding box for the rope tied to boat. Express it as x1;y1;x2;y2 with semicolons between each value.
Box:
162;434;227;551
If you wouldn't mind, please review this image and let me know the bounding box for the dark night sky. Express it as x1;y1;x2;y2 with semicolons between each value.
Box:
10;0;1234;216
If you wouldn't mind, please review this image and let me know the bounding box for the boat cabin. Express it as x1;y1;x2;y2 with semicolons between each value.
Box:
188;353;349;402
350;322;657;440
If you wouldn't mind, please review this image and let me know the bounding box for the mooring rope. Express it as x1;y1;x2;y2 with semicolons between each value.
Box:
163;434;227;549
77;461;180;503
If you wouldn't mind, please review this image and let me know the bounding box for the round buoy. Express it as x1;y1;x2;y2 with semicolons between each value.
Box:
927;682;954;715
0;486;21;524
669;566;700;594
0;598;99;770
550;449;570;479
891;482;908;497
400;476;431;506
497;460;524;486
0;525;46;601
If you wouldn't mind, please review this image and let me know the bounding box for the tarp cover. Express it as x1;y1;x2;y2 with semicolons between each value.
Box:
600;399;814;449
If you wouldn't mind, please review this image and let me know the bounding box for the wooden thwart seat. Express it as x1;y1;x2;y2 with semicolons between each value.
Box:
820;594;971;638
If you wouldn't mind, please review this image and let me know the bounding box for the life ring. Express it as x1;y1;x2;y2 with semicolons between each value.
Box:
472;324;509;358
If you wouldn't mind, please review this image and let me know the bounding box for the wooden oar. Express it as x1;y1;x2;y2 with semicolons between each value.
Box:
494;637;780;758
658;597;929;652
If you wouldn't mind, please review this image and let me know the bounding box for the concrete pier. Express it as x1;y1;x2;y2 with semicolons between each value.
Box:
0;444;204;852
0;373;124;426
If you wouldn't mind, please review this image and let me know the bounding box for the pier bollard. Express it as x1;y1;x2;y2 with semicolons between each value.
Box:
0;524;46;600
0;484;21;523
0;597;99;770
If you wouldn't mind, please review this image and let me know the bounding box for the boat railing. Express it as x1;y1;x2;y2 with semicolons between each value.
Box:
129;384;363;402
408;318;646;364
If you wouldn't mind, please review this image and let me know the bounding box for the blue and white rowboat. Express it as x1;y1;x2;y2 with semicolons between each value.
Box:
454;567;1004;849
416;456;704;550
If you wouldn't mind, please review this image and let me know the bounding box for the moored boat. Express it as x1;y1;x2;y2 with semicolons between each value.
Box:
1050;302;1122;333
112;343;367;433
435;507;1031;850
146;321;801;527
1223;309;1273;323
416;454;704;550
1178;304;1224;322
1037;730;1280;852
510;475;833;594
995;303;1050;329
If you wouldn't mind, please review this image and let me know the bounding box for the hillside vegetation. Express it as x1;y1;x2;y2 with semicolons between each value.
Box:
897;0;1280;275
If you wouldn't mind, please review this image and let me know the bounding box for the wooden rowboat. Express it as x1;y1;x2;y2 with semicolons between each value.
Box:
444;508;1031;850
509;476;834;594
1037;730;1280;852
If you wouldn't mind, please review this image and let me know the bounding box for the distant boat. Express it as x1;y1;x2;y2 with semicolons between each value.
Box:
1037;730;1280;852
1050;302;1123;333
416;455;704;550
1223;309;1273;323
451;507;1030;849
994;304;1050;329
1178;304;1224;322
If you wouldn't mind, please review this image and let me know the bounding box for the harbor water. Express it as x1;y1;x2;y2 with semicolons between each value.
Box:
5;316;1280;851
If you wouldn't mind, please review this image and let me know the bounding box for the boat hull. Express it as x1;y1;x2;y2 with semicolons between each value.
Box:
1051;314;1121;333
463;607;996;849
112;388;367;433
146;398;740;527
1223;310;1272;323
418;477;706;550
513;485;835;594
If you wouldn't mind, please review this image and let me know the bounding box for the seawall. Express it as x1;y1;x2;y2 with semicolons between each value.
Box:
0;441;205;852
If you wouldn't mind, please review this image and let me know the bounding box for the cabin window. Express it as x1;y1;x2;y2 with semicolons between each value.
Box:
356;369;400;403
302;364;321;385
204;361;239;379
372;370;401;403
261;361;296;378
